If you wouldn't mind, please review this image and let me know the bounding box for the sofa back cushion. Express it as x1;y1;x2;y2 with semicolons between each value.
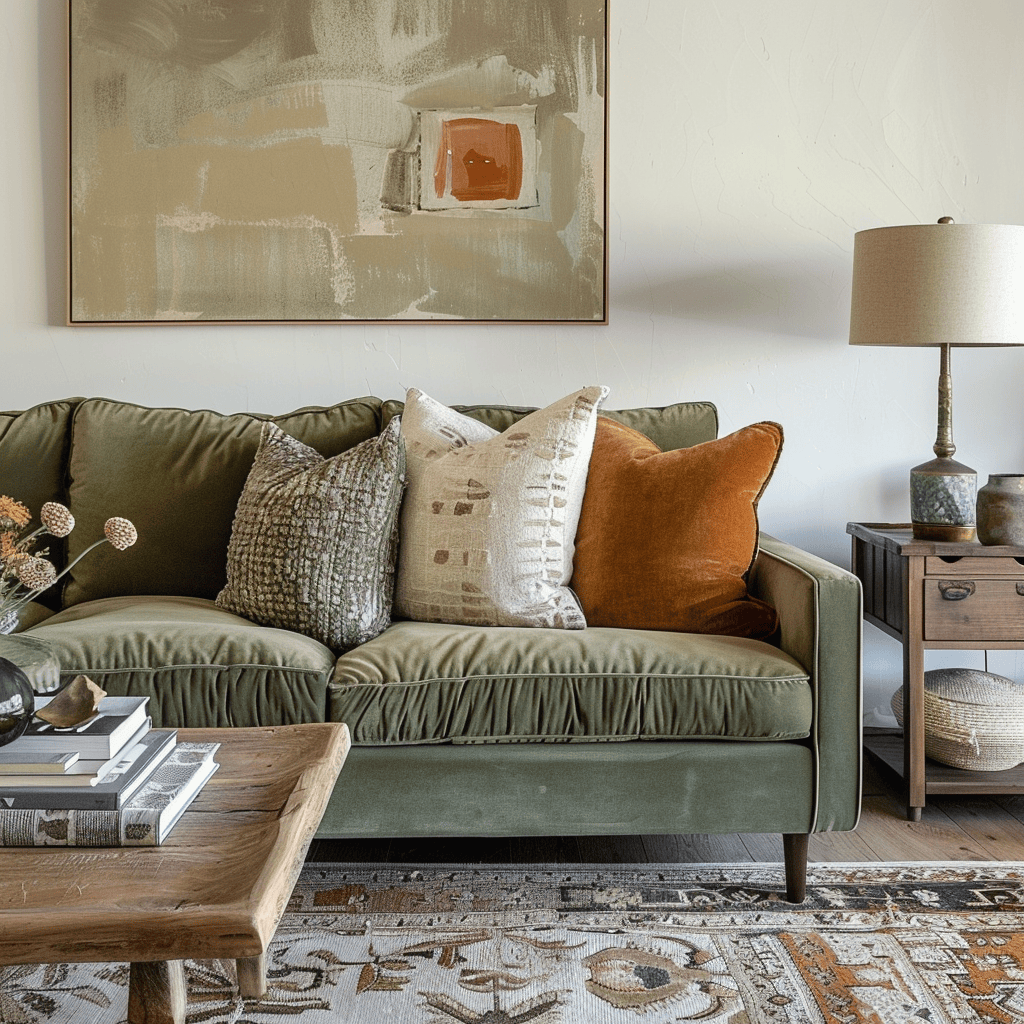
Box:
63;398;382;607
0;400;82;607
381;399;719;452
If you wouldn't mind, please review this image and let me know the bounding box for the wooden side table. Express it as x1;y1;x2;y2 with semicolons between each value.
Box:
848;522;1024;820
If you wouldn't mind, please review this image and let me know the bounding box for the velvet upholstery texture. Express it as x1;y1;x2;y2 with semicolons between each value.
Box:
571;418;784;637
0;399;83;605
380;399;720;453
330;619;812;745
26;596;334;728
62;397;381;606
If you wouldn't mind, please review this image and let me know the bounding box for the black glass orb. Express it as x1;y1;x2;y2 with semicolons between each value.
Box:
0;657;34;746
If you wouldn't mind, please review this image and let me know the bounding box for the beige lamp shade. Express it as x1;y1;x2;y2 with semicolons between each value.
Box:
850;222;1024;348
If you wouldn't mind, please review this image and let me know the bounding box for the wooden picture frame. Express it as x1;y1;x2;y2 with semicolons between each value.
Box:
68;0;608;325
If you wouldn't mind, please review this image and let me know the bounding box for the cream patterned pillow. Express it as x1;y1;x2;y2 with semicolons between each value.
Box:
217;418;405;651
394;386;609;628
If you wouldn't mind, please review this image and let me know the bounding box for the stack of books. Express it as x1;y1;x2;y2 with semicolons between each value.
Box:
0;695;219;847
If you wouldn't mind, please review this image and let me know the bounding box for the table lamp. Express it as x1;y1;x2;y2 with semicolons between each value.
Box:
849;218;1024;541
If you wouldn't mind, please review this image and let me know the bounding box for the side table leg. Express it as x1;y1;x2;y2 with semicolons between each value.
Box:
128;960;186;1024
237;952;267;999
902;556;927;820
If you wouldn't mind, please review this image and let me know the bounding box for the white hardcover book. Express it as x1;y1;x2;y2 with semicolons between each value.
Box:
0;720;151;786
0;752;79;774
7;696;150;759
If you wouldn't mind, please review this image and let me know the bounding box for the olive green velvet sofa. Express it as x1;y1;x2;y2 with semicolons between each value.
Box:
1;396;862;901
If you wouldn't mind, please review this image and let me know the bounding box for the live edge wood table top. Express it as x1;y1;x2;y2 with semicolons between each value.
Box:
0;723;350;1024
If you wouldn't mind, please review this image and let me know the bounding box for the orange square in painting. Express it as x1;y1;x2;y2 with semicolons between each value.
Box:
434;118;523;202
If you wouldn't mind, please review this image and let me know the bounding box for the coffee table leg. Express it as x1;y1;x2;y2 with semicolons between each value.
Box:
237;952;267;998
128;960;186;1024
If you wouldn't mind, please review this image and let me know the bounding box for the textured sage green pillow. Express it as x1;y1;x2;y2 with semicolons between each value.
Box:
216;418;406;651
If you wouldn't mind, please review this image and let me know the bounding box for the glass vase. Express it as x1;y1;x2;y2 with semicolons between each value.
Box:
0;634;63;747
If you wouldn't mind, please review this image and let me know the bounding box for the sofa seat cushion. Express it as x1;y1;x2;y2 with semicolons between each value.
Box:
25;596;335;729
329;620;811;745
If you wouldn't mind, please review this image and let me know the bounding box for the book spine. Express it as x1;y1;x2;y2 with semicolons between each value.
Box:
0;807;163;846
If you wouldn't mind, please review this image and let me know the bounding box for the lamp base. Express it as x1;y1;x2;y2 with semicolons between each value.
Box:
910;456;977;542
911;522;977;542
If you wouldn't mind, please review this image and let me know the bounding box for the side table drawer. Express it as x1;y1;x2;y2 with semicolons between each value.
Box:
924;578;1024;641
925;556;1024;576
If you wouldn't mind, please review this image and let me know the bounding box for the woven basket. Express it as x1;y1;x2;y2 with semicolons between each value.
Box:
891;669;1024;772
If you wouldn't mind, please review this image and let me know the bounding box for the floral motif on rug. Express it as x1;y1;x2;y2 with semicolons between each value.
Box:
5;862;1024;1024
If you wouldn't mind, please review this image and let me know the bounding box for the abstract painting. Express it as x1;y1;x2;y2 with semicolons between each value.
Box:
68;0;607;324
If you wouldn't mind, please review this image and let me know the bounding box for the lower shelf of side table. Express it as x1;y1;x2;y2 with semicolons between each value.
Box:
866;732;1024;797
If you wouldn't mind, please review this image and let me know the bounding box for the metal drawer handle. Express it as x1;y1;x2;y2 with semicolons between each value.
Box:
939;580;975;601
1017;583;1024;597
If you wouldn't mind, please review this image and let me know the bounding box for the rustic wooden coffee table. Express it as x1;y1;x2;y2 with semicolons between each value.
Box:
0;722;350;1024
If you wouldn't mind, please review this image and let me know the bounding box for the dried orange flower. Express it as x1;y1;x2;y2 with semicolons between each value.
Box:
0;531;19;562
0;496;31;529
40;502;75;538
104;517;138;551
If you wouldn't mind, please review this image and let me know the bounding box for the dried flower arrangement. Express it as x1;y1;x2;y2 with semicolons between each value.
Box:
0;496;137;634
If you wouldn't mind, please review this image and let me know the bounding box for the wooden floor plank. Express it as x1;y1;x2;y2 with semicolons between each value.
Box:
738;833;783;862
808;827;881;862
645;833;753;864
931;797;1024;860
853;794;991;861
506;835;580;864
576;834;648;863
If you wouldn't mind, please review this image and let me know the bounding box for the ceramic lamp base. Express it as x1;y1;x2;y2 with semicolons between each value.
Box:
910;455;977;542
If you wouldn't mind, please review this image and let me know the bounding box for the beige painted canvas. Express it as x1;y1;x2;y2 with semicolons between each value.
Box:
68;0;607;324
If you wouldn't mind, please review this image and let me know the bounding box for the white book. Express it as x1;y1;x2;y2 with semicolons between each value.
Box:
7;696;150;759
0;752;79;774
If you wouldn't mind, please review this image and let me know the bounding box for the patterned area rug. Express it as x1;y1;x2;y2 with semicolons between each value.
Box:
5;861;1024;1023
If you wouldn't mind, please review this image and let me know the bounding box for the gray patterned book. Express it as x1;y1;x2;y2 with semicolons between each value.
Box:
0;742;220;847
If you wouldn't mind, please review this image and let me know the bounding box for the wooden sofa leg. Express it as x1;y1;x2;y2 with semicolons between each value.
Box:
783;833;809;903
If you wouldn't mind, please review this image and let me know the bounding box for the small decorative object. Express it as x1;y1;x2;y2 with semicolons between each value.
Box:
849;218;1024;541
891;668;1024;771
977;475;1024;546
0;495;137;634
33;675;107;728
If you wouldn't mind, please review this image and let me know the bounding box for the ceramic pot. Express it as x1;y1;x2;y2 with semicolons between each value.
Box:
977;474;1024;546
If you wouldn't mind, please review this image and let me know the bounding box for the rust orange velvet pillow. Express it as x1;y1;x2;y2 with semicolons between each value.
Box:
570;417;783;638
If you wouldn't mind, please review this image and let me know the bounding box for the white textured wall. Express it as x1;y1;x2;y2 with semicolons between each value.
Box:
4;0;1024;715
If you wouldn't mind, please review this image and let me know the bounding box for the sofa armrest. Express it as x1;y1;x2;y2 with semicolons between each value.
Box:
749;534;863;833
